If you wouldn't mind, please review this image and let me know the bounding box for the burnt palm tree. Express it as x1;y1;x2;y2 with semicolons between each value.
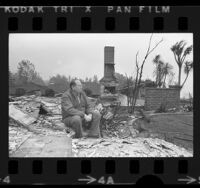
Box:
181;61;193;88
153;55;164;87
162;63;173;88
171;40;193;88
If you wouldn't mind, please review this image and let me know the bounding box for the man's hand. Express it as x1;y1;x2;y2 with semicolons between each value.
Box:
84;114;92;122
94;109;100;113
88;114;92;121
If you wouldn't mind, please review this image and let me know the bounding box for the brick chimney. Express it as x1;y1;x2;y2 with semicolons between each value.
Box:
100;46;118;94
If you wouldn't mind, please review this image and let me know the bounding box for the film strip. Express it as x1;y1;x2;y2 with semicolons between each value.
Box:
0;6;199;185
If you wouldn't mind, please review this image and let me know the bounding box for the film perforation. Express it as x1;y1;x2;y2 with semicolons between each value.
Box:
129;17;140;30
8;17;18;31
105;160;115;174
56;17;67;31
32;17;43;31
178;17;188;30
57;160;67;174
81;17;91;31
81;160;91;174
129;160;140;174
8;160;18;174
6;16;191;33
178;160;188;174
154;160;164;174
153;17;164;31
105;17;115;31
32;160;43;174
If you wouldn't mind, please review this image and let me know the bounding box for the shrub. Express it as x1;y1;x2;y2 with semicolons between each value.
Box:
45;89;55;97
15;88;26;96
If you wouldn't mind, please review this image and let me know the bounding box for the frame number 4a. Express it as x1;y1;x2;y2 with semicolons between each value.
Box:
98;176;114;184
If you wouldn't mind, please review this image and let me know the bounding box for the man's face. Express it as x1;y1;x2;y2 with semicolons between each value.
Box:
73;80;83;93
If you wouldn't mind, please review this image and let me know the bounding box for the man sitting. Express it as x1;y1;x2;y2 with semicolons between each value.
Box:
61;79;101;138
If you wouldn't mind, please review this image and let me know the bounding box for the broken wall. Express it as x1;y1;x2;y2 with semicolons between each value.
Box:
145;87;180;111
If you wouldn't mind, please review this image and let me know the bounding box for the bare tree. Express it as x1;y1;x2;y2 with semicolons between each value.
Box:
130;34;163;113
125;73;133;112
131;52;140;112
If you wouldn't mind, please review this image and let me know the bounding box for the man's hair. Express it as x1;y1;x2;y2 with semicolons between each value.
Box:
70;79;77;89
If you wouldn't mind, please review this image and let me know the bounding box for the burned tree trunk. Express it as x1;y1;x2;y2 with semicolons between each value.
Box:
130;34;163;114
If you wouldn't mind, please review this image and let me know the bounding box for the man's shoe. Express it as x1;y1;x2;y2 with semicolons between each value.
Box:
64;128;75;138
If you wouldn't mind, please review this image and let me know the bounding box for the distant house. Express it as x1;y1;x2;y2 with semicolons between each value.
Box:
83;82;101;98
9;82;51;96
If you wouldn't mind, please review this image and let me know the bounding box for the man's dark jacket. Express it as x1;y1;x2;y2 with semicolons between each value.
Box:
61;89;93;120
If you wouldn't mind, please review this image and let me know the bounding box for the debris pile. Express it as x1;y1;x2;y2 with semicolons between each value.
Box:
9;95;75;155
9;94;193;157
180;104;193;112
9;95;64;129
156;104;193;113
72;137;192;157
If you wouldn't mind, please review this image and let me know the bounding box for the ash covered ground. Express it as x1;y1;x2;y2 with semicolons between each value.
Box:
9;95;193;157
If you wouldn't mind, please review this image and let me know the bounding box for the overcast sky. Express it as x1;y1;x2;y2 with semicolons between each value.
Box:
9;33;193;98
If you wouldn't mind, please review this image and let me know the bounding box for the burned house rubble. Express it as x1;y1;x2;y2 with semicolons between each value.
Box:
9;94;192;157
8;46;193;157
